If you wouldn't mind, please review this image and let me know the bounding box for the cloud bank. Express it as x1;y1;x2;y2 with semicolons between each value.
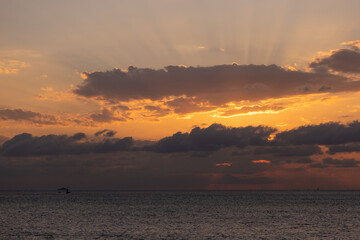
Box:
143;123;276;152
310;41;360;73
1;133;133;156
274;121;360;145
3;121;360;156
0;108;61;125
1;121;360;190
71;41;360;120
74;64;354;108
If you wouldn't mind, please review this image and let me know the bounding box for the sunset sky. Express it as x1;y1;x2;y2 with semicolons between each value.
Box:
1;0;360;190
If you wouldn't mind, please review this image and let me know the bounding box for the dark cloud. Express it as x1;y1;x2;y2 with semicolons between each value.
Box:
293;158;314;164
166;97;216;114
3;121;360;189
0;144;277;190
254;145;322;157
322;157;359;168
231;150;252;156
143;123;276;153
94;129;117;137
309;158;359;168
70;132;86;140
94;129;108;137
114;105;130;111
0;108;60;125
143;105;171;118
318;85;332;92
74;64;354;106
104;130;116;137
0;133;133;156
89;107;127;122
144;105;163;111
5;121;360;158
143;98;216;117
308;163;327;168
327;143;360;154
274;121;360;145
310;47;360;73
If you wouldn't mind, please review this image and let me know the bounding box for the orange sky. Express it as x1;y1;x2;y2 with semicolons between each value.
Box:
1;0;360;190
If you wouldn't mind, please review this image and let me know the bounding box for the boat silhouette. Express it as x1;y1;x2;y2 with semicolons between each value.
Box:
57;187;70;194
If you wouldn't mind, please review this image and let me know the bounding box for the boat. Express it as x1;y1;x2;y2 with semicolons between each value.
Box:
57;187;70;194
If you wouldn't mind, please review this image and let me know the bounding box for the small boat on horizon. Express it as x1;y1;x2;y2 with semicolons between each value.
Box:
57;187;70;194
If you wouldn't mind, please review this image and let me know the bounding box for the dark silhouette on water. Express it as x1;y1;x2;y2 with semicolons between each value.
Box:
57;187;70;194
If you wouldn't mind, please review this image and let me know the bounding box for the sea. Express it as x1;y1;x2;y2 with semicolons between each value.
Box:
0;191;359;239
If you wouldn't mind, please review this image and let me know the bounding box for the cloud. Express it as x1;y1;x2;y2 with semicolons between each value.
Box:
94;129;108;137
74;64;355;107
0;143;278;190
252;160;271;164
4;121;360;159
115;105;130;111
274;121;360;145
1;133;133;156
323;157;359;167
0;108;109;127
3;121;360;190
310;41;360;73
253;145;322;156
3;120;360;160
308;163;327;168
104;130;117;137
89;104;134;123
143;105;171;118
94;129;117;137
219;104;285;116
89;107;127;122
310;158;359;168
5;120;357;157
36;87;75;102
342;40;360;49
327;143;360;154
0;108;61;125
0;59;26;74
71;42;360;119
0;150;274;190
293;158;314;164
216;162;232;167
142;123;276;152
165;97;216;114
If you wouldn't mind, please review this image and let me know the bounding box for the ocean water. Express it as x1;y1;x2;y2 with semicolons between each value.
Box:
0;191;359;239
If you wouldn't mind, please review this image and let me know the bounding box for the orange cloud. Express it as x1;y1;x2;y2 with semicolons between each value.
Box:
0;59;27;74
36;87;77;102
252;160;271;164
216;162;232;167
217;104;285;117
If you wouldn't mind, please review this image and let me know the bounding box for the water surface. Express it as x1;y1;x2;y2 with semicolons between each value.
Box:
1;191;359;239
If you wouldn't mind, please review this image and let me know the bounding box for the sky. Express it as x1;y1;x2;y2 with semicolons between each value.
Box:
1;0;360;190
